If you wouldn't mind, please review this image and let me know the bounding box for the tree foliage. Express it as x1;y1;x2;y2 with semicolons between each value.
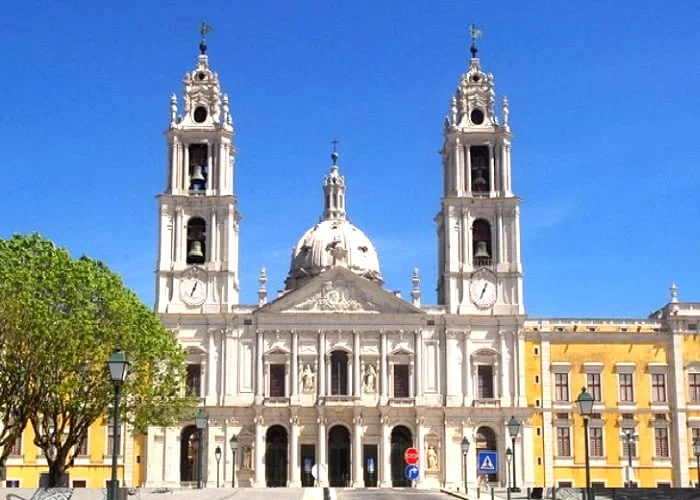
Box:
0;234;195;485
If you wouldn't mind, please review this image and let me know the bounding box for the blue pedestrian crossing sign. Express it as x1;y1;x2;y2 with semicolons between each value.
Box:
405;464;420;481
477;451;498;474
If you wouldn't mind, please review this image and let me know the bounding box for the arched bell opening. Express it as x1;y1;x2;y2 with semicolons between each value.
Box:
470;145;490;193
186;217;207;264
330;351;349;396
475;426;498;484
179;425;200;484
328;425;351;487
390;425;413;487
188;144;208;191
472;219;492;267
265;425;288;487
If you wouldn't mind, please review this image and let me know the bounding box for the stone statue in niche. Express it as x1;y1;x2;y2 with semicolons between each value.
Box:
363;363;377;393
301;364;315;393
242;446;252;469
427;445;438;470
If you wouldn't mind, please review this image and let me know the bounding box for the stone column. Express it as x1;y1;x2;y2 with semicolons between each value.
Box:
210;210;217;262
380;331;388;403
183;143;190;191
500;330;510;407
206;144;213;192
254;415;265;487
488;144;495;197
380;415;391;487
256;331;264;400
353;412;364;487
318;331;326;397
289;413;300;486
318;411;328;487
208;330;217;400
225;329;236;402
496;209;504;265
463;331;472;406
465;144;472;195
174;207;183;262
455;139;463;196
354;330;361;396
417;418;426;485
517;330;526;406
462;210;471;269
415;330;422;402
163;427;179;485
291;330;299;400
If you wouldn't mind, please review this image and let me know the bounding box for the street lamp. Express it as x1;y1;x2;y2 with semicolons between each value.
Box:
507;416;521;492
505;448;513;500
576;387;594;500
693;440;700;488
107;350;129;500
621;430;638;487
195;408;208;489
229;434;239;488
214;446;222;488
461;437;470;495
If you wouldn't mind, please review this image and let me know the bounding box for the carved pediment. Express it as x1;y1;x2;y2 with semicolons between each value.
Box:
258;267;423;315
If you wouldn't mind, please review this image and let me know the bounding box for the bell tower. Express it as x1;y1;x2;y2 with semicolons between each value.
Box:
436;26;523;315
155;28;240;313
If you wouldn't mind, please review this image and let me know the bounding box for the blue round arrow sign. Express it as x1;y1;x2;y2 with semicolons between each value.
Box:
405;464;419;481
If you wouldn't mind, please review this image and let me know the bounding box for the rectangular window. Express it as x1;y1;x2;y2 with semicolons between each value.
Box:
393;364;410;398
587;373;601;402
691;428;700;449
651;373;667;403
554;373;569;402
76;435;88;457
107;418;120;457
469;145;491;193
654;428;669;457
6;480;20;488
556;427;571;457
619;373;634;402
269;364;286;397
689;373;700;403
10;435;21;456
558;481;573;488
72;480;87;488
186;364;201;397
330;352;349;395
477;365;494;398
589;427;603;457
621;429;637;458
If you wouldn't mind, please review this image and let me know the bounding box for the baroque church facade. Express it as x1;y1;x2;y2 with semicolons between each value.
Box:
148;38;529;490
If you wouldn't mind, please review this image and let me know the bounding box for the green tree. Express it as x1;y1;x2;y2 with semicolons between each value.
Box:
0;234;196;486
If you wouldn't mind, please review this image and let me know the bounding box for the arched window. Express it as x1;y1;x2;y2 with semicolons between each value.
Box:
470;145;490;193
186;217;207;264
472;219;492;267
330;351;349;395
188;144;208;191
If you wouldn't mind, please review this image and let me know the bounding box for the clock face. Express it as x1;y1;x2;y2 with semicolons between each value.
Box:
181;277;206;306
469;270;497;309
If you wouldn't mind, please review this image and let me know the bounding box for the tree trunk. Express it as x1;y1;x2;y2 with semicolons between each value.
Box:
48;459;69;487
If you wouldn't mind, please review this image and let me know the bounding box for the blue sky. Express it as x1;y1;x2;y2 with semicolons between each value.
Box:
3;0;700;317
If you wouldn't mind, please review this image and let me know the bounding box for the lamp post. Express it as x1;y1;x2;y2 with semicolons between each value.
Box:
505;448;512;500
507;416;521;492
621;430;637;487
229;434;239;488
576;388;594;500
195;408;209;488
107;350;129;500
214;446;222;488
693;440;700;488
461;437;470;495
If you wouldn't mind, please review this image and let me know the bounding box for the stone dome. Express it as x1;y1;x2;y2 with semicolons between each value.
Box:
284;150;382;290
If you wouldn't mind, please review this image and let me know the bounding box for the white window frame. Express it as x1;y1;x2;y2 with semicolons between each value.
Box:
647;363;668;407
588;425;605;461
388;349;414;399
615;363;636;408
687;363;700;405
264;349;290;400
583;362;604;405
551;362;572;407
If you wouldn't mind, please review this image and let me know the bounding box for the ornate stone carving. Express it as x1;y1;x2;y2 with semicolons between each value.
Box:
293;281;380;313
427;445;439;470
301;364;315;393
363;363;377;393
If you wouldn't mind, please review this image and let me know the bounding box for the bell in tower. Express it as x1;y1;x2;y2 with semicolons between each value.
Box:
186;217;207;264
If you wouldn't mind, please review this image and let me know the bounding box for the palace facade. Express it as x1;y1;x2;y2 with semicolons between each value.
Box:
4;38;700;490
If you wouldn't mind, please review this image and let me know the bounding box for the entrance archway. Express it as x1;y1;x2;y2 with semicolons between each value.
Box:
179;425;199;484
265;425;289;487
390;425;413;487
328;425;351;487
475;426;498;483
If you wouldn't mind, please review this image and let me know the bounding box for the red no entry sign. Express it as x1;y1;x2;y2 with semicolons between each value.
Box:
404;447;419;465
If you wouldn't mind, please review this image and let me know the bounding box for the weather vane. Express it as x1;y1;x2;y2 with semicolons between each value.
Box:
331;138;339;153
469;23;482;58
199;22;214;55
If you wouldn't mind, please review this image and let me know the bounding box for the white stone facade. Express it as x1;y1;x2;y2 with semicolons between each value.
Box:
145;45;532;490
